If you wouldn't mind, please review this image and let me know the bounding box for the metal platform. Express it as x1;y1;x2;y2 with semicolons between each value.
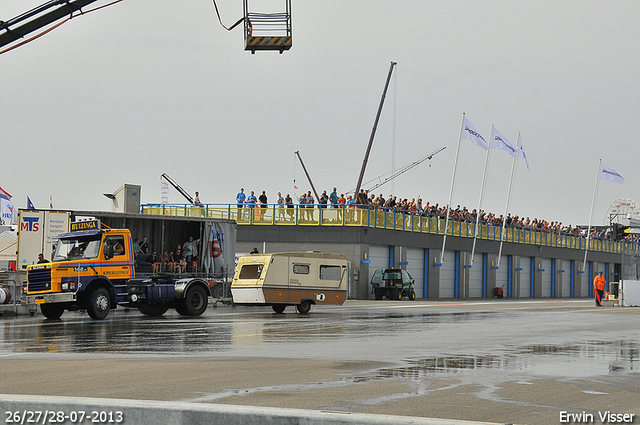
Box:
244;36;292;53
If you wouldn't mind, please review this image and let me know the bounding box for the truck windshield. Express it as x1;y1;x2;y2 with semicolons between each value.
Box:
53;235;102;261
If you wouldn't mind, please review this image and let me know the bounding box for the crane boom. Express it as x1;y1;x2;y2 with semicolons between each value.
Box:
0;0;100;49
294;151;320;202
161;173;194;204
365;147;446;193
353;61;397;197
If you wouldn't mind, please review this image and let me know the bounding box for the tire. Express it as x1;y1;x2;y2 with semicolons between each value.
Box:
272;305;286;314
174;301;189;316
87;287;111;320
184;284;208;316
409;290;416;301
296;300;312;314
40;304;64;320
212;284;225;299
139;303;169;317
396;289;403;300
374;288;383;300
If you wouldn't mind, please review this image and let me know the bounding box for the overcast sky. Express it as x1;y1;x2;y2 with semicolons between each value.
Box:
3;0;639;227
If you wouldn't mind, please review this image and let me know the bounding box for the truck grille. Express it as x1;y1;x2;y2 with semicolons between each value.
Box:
27;268;52;292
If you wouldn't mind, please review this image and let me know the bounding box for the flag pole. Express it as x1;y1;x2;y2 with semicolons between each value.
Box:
470;124;494;266
583;159;602;272
440;113;466;263
496;131;520;269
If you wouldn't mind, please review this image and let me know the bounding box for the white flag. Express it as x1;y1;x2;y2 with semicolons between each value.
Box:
518;134;530;170
492;127;517;158
461;116;488;150
600;163;624;184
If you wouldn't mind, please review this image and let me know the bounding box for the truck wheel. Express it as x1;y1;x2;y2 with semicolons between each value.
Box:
409;290;416;301
374;288;382;300
296;300;312;314
87;287;111;320
184;285;208;316
174;302;189;316
396;289;403;300
139;304;169;317
40;304;64;320
212;284;225;299
272;305;286;314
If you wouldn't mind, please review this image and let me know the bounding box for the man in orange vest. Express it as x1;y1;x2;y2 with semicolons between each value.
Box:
593;271;606;306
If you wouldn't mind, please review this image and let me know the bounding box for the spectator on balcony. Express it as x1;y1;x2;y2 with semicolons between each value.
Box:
319;190;329;210
236;188;246;219
330;188;339;208
276;192;285;221
259;191;268;221
305;191;315;221
285;193;294;220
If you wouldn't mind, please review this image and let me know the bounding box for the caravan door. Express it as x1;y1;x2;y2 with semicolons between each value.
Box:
289;259;311;303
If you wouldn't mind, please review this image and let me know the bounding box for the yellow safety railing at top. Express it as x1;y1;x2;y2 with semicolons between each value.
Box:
140;203;639;255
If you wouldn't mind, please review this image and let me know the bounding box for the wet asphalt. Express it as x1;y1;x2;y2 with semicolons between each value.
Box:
0;299;639;424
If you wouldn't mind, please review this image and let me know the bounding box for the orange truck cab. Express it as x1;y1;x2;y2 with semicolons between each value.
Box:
24;220;211;319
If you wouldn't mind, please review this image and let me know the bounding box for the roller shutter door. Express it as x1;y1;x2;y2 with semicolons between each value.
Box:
560;261;571;297
406;248;424;299
496;259;508;296
439;251;455;298
468;253;483;298
518;256;531;298
541;258;552;297
368;245;389;299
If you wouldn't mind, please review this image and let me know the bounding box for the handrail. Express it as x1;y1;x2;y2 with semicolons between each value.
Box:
140;203;640;255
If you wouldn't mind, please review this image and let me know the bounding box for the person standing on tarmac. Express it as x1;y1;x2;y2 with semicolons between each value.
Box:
593;271;606;306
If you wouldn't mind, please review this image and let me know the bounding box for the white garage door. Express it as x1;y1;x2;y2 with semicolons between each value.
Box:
469;253;483;298
518;256;531;298
560;261;571;297
496;258;508;297
406;248;425;298
368;245;389;299
541;258;552;297
439;251;456;298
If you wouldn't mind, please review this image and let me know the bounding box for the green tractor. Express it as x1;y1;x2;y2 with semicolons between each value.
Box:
371;268;416;300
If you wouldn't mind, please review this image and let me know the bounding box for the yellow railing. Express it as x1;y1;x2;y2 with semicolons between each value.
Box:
141;204;638;255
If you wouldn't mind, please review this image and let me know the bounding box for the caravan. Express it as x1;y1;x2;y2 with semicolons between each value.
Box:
231;252;348;314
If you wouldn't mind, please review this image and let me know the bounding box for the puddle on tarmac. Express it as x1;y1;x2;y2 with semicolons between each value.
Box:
364;340;640;381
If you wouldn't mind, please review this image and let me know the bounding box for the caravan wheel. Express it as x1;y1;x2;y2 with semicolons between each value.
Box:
296;300;312;314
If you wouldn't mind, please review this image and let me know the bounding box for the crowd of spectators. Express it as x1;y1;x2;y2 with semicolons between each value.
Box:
134;236;201;274
235;187;638;243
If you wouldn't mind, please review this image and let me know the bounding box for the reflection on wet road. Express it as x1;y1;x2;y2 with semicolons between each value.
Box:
2;300;639;382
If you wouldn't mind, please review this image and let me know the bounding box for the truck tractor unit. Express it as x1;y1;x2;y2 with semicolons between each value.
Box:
23;220;211;319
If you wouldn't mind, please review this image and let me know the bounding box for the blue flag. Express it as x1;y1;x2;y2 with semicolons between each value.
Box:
27;197;35;210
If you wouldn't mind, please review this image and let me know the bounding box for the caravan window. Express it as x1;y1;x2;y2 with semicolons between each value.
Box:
239;264;263;279
320;265;341;281
293;264;309;275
